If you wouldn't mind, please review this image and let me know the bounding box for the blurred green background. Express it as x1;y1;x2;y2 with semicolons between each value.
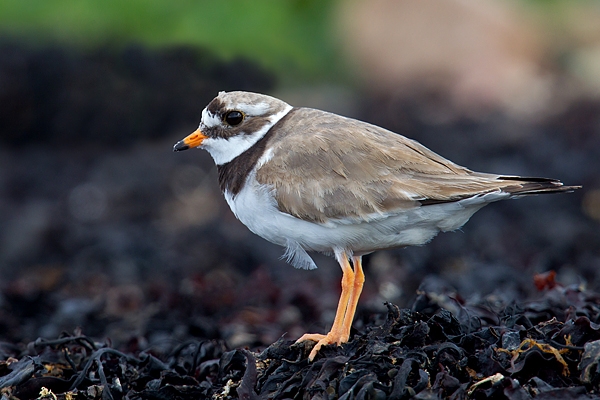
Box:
0;0;344;83
1;0;600;97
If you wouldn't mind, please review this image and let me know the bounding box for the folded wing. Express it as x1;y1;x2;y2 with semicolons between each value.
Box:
256;108;578;224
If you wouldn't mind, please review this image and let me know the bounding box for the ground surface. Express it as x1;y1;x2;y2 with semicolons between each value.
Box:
2;281;600;399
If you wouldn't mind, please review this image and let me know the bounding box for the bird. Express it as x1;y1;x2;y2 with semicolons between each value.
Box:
173;91;580;361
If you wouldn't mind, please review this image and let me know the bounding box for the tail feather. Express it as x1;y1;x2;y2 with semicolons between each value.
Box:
498;176;581;196
420;176;580;206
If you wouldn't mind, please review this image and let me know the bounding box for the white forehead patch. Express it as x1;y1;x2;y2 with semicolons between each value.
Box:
238;102;271;116
201;108;221;128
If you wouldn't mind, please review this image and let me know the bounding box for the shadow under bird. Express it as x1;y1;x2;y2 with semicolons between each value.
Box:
173;91;580;361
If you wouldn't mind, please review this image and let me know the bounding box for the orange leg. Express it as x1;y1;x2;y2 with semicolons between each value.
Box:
340;256;364;343
296;252;365;361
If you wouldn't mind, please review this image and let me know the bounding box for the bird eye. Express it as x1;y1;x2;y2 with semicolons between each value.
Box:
224;111;244;126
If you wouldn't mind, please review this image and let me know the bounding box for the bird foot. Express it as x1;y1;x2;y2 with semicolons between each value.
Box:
295;332;345;361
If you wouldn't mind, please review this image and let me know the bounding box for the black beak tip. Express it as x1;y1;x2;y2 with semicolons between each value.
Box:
173;141;189;152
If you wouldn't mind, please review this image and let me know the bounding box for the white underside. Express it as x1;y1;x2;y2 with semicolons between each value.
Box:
224;172;510;270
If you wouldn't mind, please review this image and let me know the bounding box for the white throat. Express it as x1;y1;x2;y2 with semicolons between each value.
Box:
201;105;293;165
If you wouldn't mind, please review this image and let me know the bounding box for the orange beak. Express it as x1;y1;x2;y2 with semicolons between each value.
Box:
173;128;207;152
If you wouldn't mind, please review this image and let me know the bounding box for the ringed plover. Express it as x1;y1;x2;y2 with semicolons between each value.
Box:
173;91;579;361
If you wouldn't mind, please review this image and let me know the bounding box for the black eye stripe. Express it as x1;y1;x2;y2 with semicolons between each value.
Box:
224;110;244;126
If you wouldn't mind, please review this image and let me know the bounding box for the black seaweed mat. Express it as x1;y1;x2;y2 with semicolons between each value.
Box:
2;285;600;400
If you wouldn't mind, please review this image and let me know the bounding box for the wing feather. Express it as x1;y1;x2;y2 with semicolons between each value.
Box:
255;108;573;223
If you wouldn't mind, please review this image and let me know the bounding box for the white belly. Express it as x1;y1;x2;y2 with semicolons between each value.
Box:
223;173;501;269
